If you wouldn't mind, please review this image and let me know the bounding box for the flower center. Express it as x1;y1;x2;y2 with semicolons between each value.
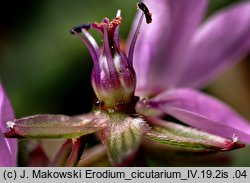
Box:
71;2;152;114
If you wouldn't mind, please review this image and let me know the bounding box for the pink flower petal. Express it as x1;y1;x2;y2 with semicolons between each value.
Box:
28;144;50;167
177;2;250;88
128;0;208;96
148;88;250;143
0;83;17;166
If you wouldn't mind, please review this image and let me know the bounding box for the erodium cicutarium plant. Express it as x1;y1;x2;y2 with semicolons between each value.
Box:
3;0;250;166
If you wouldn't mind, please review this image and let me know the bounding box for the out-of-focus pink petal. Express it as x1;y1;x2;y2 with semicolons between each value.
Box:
50;139;73;166
65;136;87;167
177;2;250;88
28;144;50;167
128;0;208;96
0;83;17;166
148;88;250;143
164;107;250;144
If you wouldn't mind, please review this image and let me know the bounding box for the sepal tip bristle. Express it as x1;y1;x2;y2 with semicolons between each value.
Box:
6;121;15;129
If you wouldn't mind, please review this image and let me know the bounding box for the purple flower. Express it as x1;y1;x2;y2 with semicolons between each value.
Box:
131;0;250;143
78;16;137;111
4;1;250;166
0;82;17;166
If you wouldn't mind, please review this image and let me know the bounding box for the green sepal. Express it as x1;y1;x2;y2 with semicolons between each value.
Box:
146;118;244;151
101;114;148;166
5;113;107;138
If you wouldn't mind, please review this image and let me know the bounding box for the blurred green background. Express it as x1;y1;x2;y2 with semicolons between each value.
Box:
0;0;250;166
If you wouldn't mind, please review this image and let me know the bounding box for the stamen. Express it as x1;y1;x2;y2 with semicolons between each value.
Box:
128;2;152;66
70;24;100;53
71;30;99;71
137;2;152;24
103;26;119;78
116;9;121;18
114;10;122;50
128;13;144;66
82;29;100;52
70;23;91;34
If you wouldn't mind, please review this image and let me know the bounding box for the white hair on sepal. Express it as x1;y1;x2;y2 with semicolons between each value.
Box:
6;121;15;129
232;133;238;143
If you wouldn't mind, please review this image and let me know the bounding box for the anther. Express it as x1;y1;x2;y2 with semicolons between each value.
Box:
137;2;152;24
70;23;91;34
